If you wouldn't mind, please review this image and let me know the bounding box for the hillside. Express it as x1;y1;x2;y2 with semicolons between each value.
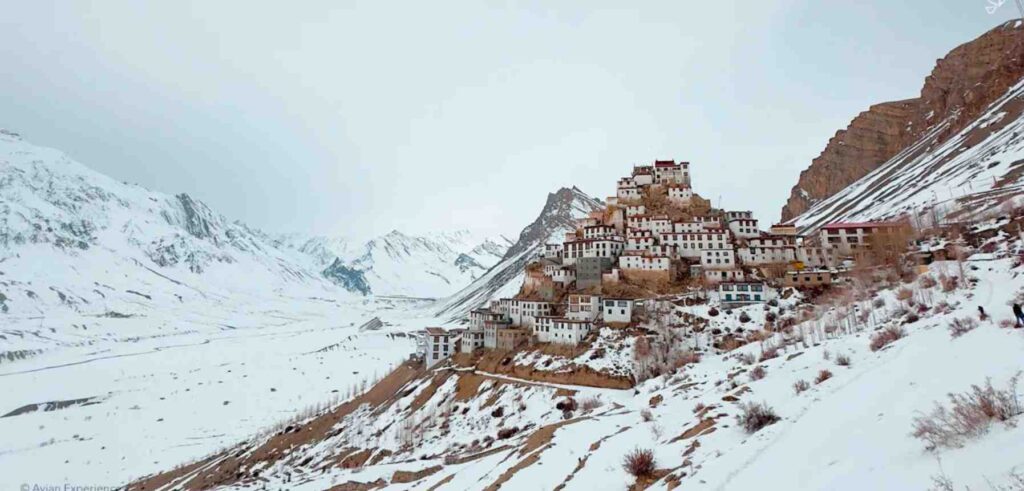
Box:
129;219;1024;491
781;20;1024;223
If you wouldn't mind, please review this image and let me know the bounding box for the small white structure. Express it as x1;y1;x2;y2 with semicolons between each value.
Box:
728;218;760;239
550;267;575;285
550;318;593;345
715;281;776;308
508;299;553;328
562;238;625;265
583;224;616;239
660;229;731;259
701;248;736;269
626;204;647;217
653;160;690;185
738;236;797;265
542;243;563;259
619;252;672;272
819;221;902;255
566;294;601;321
423;327;458;368
667;185;693;205
602;298;634;323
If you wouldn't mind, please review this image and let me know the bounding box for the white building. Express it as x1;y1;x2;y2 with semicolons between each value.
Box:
667;185;693;205
423;327;458;368
602;298;634;324
728;218;760;239
563;238;625;266
694;216;721;229
737;236;797;265
819;222;902;255
566;294;601;321
672;221;704;233
617;185;641;200
626;204;647;217
704;268;745;284
626;235;656;252
715;281;776;308
659;229;731;259
797;245;840;269
542;243;563;259
619;252;672;272
583;224;616;239
632;166;654;186
550;318;594;345
550;266;576;285
483;318;512;349
654;160;690;185
508;299;553;328
701;248;737;269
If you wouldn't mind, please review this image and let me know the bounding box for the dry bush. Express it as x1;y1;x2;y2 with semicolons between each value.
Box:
737;401;780;434
815;369;833;384
640;408;653;422
911;373;1023;450
749;365;767;381
872;297;886;309
939;274;958;293
579;396;603;412
870;325;906;352
556;398;577;412
693;402;707;414
793;380;810;395
708;307;720;317
622;447;657;478
739;311;751;323
896;287;914;303
737;352;756;365
822;349;831;361
835;354;851;366
1001;319;1017;329
948;316;979;339
759;346;779;362
496;426;519;439
918;275;937;289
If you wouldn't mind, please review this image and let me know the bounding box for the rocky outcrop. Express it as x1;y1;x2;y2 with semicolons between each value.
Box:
781;21;1024;222
322;258;372;295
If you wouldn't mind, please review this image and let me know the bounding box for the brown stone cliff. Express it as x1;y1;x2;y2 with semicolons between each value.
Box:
780;21;1024;222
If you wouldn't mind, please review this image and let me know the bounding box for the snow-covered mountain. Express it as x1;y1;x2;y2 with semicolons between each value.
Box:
786;21;1024;231
0;130;351;316
435;186;603;320
280;230;512;299
0;131;509;315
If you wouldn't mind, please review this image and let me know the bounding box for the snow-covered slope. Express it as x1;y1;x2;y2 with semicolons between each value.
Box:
281;230;512;299
435;186;603;320
791;76;1024;233
130;227;1024;491
0;130;351;317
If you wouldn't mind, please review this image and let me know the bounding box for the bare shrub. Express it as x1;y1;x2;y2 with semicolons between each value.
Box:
738;311;751;323
737;401;780;434
749;365;767;381
793;380;810;395
579;396;603;412
939;274;958;293
918;275;937;289
496;426;519;439
622;447;657;478
870;325;906;352
759;346;779;362
872;297;886;309
640;408;653;422
693;402;707;414
835;354;851;366
822;349;831;361
555;398;577;412
1000;319;1016;329
896;287;914;303
815;369;833;384
911;373;1023;450
948;316;979;339
737;352;756;365
708;307;720;317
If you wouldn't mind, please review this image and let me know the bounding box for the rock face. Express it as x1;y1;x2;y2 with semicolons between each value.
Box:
781;21;1024;222
435;186;603;320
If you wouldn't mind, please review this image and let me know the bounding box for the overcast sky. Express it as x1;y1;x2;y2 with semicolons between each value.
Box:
2;1;1019;241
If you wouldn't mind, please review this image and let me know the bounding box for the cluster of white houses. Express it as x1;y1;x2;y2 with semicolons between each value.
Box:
416;160;906;368
417;294;636;368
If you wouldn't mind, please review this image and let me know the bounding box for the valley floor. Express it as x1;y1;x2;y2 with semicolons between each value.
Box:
0;294;433;489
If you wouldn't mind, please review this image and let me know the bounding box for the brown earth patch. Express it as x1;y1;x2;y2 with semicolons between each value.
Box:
670;418;716;443
649;394;663;408
326;478;386;491
391;465;443;484
426;474;455;491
